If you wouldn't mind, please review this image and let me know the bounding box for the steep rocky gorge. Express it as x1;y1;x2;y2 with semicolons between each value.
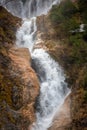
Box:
0;6;39;130
0;0;87;130
0;2;71;130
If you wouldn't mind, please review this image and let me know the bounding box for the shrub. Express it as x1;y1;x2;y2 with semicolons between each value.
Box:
50;0;78;24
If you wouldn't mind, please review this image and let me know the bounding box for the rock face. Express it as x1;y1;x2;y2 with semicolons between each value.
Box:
9;47;39;123
0;6;40;130
48;95;71;130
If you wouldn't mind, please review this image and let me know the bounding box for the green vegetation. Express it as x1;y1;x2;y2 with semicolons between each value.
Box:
50;0;79;34
49;0;87;129
50;0;87;65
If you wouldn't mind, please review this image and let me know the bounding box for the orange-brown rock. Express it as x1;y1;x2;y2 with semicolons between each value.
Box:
0;6;39;130
9;47;40;125
48;95;71;130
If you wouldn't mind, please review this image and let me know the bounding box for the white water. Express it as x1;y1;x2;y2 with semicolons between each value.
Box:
23;0;60;18
2;0;70;130
16;17;37;52
31;49;70;130
1;0;60;18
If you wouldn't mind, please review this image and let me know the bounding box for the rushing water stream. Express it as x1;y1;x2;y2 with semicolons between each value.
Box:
2;0;71;130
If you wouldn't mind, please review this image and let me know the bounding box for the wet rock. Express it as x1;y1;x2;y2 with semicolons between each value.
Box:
48;95;71;130
0;7;39;130
9;47;40;127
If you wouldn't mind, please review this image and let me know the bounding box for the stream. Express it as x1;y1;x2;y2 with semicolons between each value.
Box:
2;0;71;130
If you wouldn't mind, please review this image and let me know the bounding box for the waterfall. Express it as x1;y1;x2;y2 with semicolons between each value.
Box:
31;49;70;130
23;0;60;18
1;0;60;18
16;17;37;52
1;0;24;17
2;0;70;130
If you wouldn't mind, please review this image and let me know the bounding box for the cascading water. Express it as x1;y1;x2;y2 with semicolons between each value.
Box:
2;0;71;130
1;0;60;18
23;0;60;18
16;17;37;52
31;49;70;130
1;0;24;17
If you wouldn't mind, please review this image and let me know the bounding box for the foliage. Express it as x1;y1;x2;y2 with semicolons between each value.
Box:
49;1;87;129
50;0;79;33
50;0;87;65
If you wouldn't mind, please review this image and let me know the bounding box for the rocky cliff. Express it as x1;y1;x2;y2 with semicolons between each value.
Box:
0;6;39;130
36;0;87;129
